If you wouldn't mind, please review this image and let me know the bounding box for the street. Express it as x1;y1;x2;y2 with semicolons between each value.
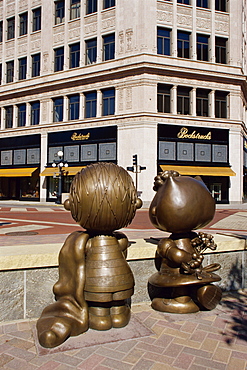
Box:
0;204;246;240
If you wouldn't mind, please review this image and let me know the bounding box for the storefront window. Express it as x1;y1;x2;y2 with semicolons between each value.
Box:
20;176;39;198
0;173;39;200
47;175;73;199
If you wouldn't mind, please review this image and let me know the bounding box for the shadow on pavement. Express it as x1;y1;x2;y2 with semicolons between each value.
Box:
220;290;247;344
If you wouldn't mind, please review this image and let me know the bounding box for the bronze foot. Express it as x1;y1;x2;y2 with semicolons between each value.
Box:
89;306;112;330
36;299;88;348
151;297;199;314
197;284;222;310
111;305;131;328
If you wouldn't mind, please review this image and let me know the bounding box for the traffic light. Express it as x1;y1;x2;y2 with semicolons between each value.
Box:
133;154;137;166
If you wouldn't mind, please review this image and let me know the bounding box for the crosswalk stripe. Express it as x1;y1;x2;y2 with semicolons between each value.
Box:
0;224;52;234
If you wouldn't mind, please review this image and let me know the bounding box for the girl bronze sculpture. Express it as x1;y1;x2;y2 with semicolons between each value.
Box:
37;162;142;348
148;170;222;314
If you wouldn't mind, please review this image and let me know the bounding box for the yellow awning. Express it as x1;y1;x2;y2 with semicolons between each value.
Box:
160;165;236;176
40;166;85;176
0;168;38;177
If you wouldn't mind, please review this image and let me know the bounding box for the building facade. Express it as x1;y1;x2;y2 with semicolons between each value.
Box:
0;0;247;205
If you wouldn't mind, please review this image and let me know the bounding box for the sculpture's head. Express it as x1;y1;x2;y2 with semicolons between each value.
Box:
64;162;142;233
149;170;215;233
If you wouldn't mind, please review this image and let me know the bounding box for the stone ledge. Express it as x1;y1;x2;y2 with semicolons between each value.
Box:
0;233;246;271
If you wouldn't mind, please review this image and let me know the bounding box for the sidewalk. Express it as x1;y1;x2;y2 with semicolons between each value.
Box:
0;291;247;370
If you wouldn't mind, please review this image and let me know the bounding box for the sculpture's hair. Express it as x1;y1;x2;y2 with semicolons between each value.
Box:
69;162;138;232
153;170;180;191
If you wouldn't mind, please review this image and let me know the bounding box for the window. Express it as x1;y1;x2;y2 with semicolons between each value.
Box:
7;17;15;40
215;91;228;118
85;38;97;64
69;95;79;120
53;97;63;122
197;0;208;7
157;84;171;113
103;34;115;61
32;53;40;77
69;43;80;68
19;12;28;36
177;0;190;4
177;31;190;58
196;89;209;116
103;0;115;9
157;28;170;56
102;89;115;116
177;87;191;115
55;0;65;24
54;47;64;72
215;37;227;64
5;106;13;128
70;0;80;19
197;34;209;61
86;0;97;14
31;101;40;125
32;7;41;32
85;91;97;118
215;0;226;12
0;21;3;42
6;61;14;83
0;64;2;84
18;104;26;127
19;57;27;80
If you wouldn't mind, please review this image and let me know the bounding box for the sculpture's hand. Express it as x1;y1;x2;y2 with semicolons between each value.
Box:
157;239;192;265
181;252;204;275
192;232;217;253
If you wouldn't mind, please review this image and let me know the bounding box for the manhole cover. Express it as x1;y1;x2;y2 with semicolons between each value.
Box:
5;231;39;236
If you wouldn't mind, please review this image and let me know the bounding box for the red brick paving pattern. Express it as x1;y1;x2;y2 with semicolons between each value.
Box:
0;292;247;369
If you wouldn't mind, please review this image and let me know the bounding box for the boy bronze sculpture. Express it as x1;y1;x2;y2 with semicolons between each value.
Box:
37;162;142;348
148;170;222;314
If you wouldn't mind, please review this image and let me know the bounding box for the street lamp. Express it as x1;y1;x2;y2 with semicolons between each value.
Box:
52;150;68;204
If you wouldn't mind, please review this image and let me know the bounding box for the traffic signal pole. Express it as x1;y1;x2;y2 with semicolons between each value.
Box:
126;154;146;193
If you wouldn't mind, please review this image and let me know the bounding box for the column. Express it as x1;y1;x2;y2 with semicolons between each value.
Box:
26;103;31;126
171;85;177;114
13;105;18;128
79;92;84;119
209;90;215;118
63;95;69;122
171;0;177;57
97;89;102;117
0;108;5;130
40;132;48;202
191;87;197;116
210;0;215;63
191;0;197;60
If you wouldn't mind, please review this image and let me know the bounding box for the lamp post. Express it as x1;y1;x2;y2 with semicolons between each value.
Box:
52;150;68;204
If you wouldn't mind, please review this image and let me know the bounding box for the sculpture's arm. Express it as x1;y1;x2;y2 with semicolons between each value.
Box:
113;231;129;258
157;238;192;266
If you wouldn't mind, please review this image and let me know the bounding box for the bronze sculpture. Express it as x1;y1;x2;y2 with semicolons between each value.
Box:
148;170;222;314
37;162;142;348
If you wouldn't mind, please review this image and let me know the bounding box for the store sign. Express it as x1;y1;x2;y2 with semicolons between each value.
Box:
71;132;90;141
177;127;211;140
244;140;247;150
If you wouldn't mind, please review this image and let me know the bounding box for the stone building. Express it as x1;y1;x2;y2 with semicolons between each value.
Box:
0;0;246;205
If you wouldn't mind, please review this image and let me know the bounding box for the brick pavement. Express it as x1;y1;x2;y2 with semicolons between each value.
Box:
0;291;246;370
